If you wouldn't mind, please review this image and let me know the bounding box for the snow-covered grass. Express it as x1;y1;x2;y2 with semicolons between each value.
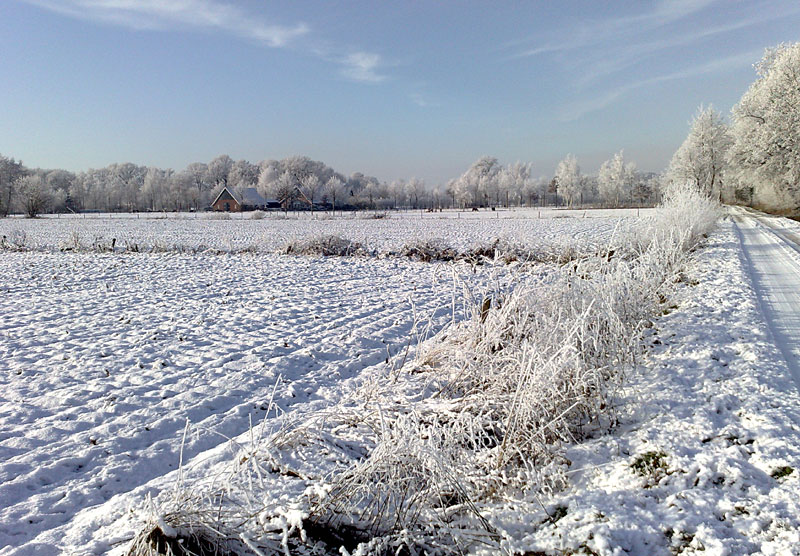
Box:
105;185;724;555
294;185;719;553
495;215;800;554
0;207;647;256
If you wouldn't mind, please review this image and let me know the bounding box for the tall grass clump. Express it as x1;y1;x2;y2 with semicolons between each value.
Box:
282;235;369;257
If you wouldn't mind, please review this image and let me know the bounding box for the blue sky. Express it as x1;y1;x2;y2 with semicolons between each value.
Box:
1;0;799;184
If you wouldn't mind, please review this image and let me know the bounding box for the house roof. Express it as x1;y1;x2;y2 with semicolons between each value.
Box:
240;187;267;206
211;186;239;207
211;186;277;207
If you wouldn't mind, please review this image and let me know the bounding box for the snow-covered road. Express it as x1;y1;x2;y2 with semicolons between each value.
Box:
733;207;800;388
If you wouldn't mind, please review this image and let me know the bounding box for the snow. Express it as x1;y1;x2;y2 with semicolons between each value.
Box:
491;213;800;554
0;250;502;553
0;207;646;255
2;207;799;554
733;207;800;387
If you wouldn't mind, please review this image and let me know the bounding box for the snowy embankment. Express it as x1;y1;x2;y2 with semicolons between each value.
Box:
501;213;800;554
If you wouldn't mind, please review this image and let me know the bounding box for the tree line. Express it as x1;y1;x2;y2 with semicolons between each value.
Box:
447;153;659;209
0;147;661;218
665;42;800;213
0;154;388;217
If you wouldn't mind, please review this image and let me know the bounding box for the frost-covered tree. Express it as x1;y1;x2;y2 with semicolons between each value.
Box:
17;175;52;217
257;160;280;197
503;161;532;207
457;156;500;207
358;177;384;209
299;174;322;211
555;154;582;207
430;183;445;210
444;178;458;208
324;176;345;211
183;162;209;209
142;167;173;211
666;105;730;200
598;150;636;206
109;163;146;211
165;171;191;211
406;177;425;209
206;155;234;192
228;159;259;189
274;171;297;210
390;179;407;209
0;154;26;216
630;172;659;204
729;43;800;211
75;168;109;211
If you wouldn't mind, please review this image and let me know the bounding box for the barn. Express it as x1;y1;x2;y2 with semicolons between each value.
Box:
211;187;279;211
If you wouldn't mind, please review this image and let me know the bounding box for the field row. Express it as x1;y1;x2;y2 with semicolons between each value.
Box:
0;208;646;254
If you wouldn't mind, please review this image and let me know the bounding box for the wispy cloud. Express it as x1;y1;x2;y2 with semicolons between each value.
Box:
22;0;390;83
509;0;719;60
340;52;386;83
22;0;309;47
560;50;760;121
411;92;438;108
574;7;800;87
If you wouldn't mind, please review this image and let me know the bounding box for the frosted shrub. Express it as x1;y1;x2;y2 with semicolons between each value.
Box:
646;181;720;251
282;235;368;257
396;238;459;262
0;229;27;251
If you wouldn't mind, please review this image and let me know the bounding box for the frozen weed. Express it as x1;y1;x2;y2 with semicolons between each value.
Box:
126;490;245;556
283;235;368;257
771;466;794;480
0;229;28;251
630;451;669;481
59;230;83;251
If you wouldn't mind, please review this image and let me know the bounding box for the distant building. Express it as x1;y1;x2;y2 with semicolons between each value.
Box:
211;187;279;211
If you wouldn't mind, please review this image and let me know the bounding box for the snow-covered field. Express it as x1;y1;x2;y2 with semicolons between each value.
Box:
0;249;507;553
1;211;620;554
2;206;799;555
0;208;647;255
